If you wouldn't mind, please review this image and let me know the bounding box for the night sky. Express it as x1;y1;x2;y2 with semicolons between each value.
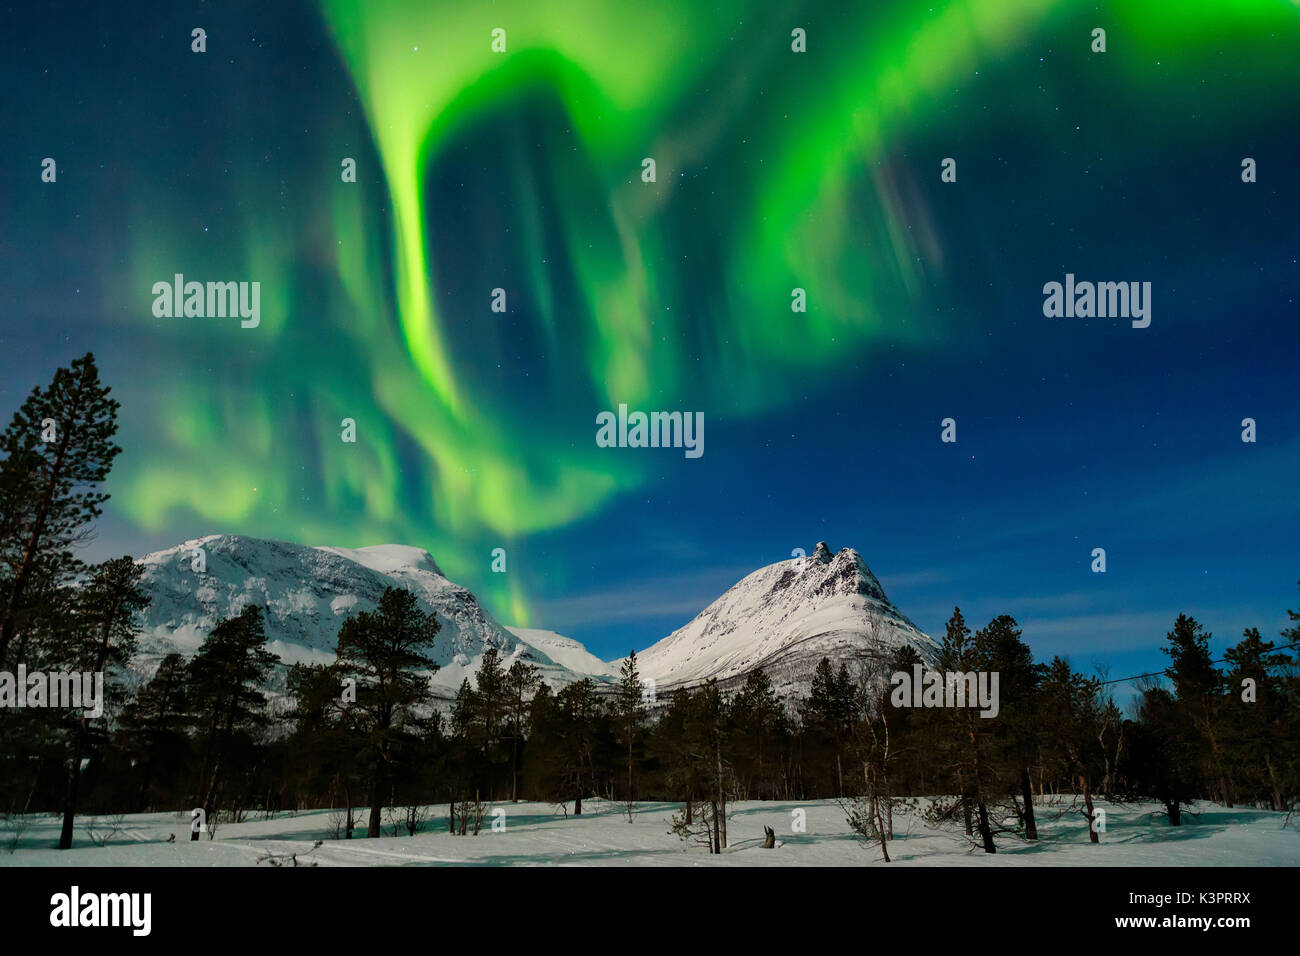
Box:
2;0;1297;695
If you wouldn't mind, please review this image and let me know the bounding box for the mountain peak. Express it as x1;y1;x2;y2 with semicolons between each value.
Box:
141;535;448;580
635;544;936;697
315;543;444;578
130;533;615;702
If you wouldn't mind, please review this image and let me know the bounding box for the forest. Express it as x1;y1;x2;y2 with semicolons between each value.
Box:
2;354;1297;856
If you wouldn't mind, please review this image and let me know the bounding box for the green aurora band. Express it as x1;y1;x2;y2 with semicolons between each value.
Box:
110;0;1298;624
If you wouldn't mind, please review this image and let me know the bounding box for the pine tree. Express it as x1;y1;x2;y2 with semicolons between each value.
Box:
448;678;479;832
654;688;706;825
474;646;506;749
117;652;191;812
883;643;927;793
841;641;902;861
503;660;540;802
468;646;511;801
614;650;645;813
0;354;120;668
52;556;148;849
1277;584;1300;811
729;668;786;799
803;657;855;796
679;679;730;852
975;614;1041;840
1221;627;1290;810
1123;682;1199;826
334;587;440;837
520;681;563;808
187;605;278;835
932;607;995;851
284;661;361;835
1039;656;1106;841
451;678;478;738
1163;614;1230;805
562;678;603;815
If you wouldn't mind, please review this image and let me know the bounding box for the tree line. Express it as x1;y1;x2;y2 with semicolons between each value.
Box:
1;355;1297;855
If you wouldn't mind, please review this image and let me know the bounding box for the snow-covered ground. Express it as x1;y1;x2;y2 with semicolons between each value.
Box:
3;799;1294;866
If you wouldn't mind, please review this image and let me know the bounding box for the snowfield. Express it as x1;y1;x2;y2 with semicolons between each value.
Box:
3;799;1295;867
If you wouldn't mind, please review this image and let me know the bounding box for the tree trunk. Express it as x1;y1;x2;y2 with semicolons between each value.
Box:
1265;753;1285;812
975;800;995;854
966;713;995;853
194;713;221;827
1204;714;1232;807
873;789;891;862
957;771;973;835
1081;774;1099;843
1020;767;1038;840
343;779;354;838
627;736;634;808
511;736;519;803
366;770;383;837
716;741;727;850
24;754;43;814
58;720;88;849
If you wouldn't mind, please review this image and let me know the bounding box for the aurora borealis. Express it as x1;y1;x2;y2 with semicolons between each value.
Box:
3;0;1298;679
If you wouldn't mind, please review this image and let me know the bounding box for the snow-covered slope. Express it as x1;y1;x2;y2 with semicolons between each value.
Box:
633;542;936;698
133;534;610;699
507;628;620;680
132;535;933;704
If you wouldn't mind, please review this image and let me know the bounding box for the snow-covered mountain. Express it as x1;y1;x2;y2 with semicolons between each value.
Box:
505;628;620;681
632;542;937;698
132;534;611;700
131;535;933;705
